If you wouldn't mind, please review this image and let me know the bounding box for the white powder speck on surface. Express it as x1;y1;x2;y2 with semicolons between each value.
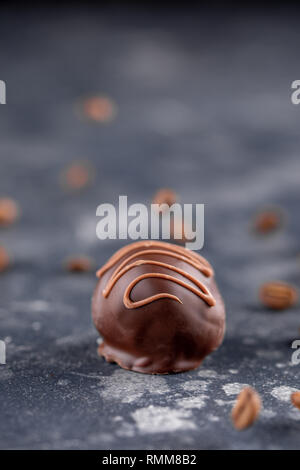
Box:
222;383;249;396
112;416;123;422
288;411;300;421
181;380;210;392
215;399;236;407
57;379;70;386
132;405;196;434
56;335;85;346
32;321;41;331
270;386;298;402
12;300;51;313
256;350;282;359
177;395;208;410
87;432;114;445
208;415;220;422
115;422;136;438
242;337;256;345
275;363;286;369
261;409;276;419
197;369;218;379
229;369;238;374
70;372;101;380
99;369;170;404
13;345;32;352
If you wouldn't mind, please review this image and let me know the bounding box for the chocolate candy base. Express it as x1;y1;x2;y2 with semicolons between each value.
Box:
97;340;209;375
92;241;226;374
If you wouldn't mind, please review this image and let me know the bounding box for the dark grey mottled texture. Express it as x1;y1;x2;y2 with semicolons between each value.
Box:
0;6;300;450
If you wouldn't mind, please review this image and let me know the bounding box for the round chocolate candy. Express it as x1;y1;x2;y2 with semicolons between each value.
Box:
92;240;225;374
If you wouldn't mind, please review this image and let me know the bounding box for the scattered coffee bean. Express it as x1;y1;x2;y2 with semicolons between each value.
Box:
253;208;282;234
259;281;298;310
152;188;177;209
81;96;116;122
65;256;93;273
232;386;261;430
0;246;10;272
62;163;92;190
0;198;19;226
291;391;300;410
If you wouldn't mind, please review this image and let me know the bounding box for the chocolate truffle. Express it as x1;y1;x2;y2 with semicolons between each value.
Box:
92;240;225;374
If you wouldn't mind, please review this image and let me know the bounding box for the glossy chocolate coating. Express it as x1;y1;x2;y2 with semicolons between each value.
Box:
92;241;225;374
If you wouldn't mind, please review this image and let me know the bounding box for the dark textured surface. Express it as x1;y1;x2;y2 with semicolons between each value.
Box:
1;7;300;450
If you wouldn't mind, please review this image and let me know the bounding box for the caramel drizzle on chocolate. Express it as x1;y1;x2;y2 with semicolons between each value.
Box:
96;241;216;308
